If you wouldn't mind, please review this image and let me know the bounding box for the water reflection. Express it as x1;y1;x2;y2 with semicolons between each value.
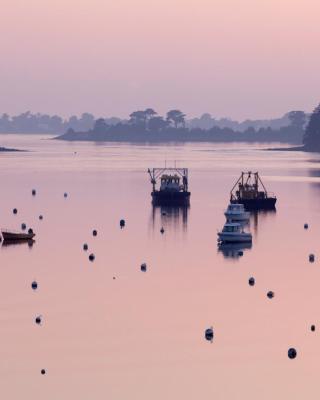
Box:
150;205;189;233
218;241;252;259
250;209;277;235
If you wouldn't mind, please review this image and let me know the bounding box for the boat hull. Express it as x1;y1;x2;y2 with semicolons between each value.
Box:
2;232;35;241
231;198;276;211
151;191;190;206
224;211;250;221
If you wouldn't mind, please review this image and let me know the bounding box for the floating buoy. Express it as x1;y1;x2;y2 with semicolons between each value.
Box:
64;193;68;198
35;316;42;325
311;325;316;332
288;348;297;359
309;254;315;263
83;243;88;251
13;208;17;215
28;228;34;235
267;291;274;299
32;189;36;196
248;277;255;286
39;215;43;220
205;327;214;341
89;253;95;262
113;276;116;280
304;223;309;229
92;230;97;237
160;227;165;234
141;263;147;272
120;219;125;228
21;223;26;230
238;250;244;256
31;281;38;290
41;369;46;375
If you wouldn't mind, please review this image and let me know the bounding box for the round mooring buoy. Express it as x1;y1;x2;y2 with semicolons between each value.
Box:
83;243;88;251
13;208;17;215
35;316;42;325
92;230;97;237
120;219;125;228
39;215;43;220
89;253;95;262
41;369;46;375
141;263;147;272
238;250;244;257
309;254;315;263
31;281;38;290
248;277;255;286
304;223;309;229
21;223;26;230
160;227;165;234
311;325;316;332
205;327;214;341
267;291;274;299
64;192;68;198
32;189;36;196
288;348;297;359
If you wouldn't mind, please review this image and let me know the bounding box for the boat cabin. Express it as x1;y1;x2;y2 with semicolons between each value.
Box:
160;174;181;192
222;223;241;233
226;204;245;212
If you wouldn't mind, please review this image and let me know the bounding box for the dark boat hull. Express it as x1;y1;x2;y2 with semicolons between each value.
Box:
151;191;190;206
2;232;35;241
231;198;276;210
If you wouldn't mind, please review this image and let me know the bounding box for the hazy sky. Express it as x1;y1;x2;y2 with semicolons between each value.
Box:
0;0;319;120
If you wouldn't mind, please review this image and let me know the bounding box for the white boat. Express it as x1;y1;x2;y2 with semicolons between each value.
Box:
218;222;252;243
224;203;250;222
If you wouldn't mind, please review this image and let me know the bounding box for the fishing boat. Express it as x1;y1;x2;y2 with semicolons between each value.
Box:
148;167;190;206
224;203;250;222
230;171;276;210
2;229;35;241
217;222;252;243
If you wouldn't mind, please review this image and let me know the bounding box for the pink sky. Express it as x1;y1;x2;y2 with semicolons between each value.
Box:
0;0;319;120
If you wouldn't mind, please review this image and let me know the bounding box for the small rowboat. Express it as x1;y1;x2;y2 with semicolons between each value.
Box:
2;229;35;241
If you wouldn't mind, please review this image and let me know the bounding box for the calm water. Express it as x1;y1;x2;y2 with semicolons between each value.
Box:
1;135;320;399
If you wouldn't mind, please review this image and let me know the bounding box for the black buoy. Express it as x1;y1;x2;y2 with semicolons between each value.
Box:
113;276;116;280
31;281;38;290
21;223;27;230
83;243;88;251
120;219;125;228
267;291;274;299
288;348;297;359
35;316;42;325
205;327;214;341
92;230;97;237
248;277;255;286
141;263;147;272
28;228;34;235
39;215;43;220
13;208;17;215
41;369;46;375
89;253;95;262
64;192;68;198
160;227;165;234
238;250;244;257
304;223;309;229
32;189;36;196
311;324;316;332
309;254;315;263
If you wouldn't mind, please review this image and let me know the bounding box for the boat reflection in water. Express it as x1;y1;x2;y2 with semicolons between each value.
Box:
250;209;277;235
2;239;35;249
218;241;252;259
150;205;189;233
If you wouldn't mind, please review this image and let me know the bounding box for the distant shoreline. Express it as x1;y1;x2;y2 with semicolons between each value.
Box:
0;147;23;152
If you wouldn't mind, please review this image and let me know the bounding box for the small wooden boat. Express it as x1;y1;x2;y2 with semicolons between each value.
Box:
2;229;35;241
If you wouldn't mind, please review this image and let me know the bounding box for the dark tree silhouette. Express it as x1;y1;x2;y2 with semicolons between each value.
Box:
288;111;307;129
166;110;186;128
303;104;320;150
148;116;169;132
129;111;147;128
93;118;108;133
